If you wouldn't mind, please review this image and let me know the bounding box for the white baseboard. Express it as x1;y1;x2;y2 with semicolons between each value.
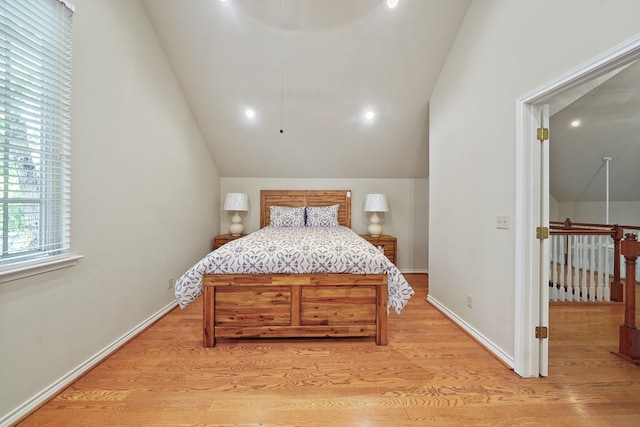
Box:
427;295;514;369
1;300;178;427
399;269;429;274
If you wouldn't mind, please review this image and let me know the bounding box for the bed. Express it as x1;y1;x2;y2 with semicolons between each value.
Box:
174;190;414;347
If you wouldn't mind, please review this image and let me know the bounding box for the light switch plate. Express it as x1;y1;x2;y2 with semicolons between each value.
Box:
496;215;509;229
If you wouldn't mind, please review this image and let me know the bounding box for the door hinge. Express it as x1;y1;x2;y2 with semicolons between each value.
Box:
537;127;549;141
536;226;549;240
535;326;548;339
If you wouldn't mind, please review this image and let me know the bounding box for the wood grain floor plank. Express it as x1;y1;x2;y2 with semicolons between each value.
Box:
15;274;640;426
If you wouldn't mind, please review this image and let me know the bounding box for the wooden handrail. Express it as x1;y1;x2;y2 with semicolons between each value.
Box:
550;218;640;232
549;229;616;236
618;233;640;363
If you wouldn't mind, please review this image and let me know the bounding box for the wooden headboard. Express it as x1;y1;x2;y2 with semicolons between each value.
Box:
260;190;352;228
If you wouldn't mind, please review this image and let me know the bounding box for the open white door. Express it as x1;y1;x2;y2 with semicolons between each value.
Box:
538;105;550;377
514;101;549;378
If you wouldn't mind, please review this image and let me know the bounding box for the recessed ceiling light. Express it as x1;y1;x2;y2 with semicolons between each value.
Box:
386;0;399;9
364;111;376;121
245;108;255;119
571;119;581;127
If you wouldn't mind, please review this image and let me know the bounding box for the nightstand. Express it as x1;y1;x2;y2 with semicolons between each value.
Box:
360;234;397;265
213;234;245;250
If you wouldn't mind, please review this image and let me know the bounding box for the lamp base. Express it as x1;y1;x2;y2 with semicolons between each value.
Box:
229;226;244;237
368;212;383;237
229;212;244;236
368;222;382;237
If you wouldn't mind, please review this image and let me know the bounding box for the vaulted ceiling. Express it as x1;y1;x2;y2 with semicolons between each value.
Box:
549;59;640;202
141;0;639;202
142;0;471;178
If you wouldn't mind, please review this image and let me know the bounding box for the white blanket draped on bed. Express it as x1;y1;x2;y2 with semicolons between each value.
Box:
175;226;415;313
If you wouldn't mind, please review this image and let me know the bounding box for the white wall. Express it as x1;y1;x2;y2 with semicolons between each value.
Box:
221;178;428;272
429;0;640;364
0;0;219;421
556;201;640;226
549;193;560;222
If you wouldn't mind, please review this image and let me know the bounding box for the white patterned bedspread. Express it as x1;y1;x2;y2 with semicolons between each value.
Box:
175;226;414;313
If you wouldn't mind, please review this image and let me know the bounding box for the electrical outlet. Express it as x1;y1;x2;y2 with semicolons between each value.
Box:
168;277;174;289
466;294;473;308
496;215;509;229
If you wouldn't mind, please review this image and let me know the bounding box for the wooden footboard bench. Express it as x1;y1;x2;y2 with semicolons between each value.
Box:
203;273;388;347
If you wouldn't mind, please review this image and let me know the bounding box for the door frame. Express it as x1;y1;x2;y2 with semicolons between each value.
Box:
514;34;640;378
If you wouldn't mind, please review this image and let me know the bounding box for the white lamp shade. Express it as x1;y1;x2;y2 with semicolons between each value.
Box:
223;193;249;211
364;193;389;212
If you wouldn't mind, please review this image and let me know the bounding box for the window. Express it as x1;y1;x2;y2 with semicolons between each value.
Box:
0;0;74;271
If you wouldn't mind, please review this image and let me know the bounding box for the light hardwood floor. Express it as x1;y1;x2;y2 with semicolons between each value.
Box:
16;274;640;426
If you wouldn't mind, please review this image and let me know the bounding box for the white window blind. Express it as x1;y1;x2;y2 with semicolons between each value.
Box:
0;0;73;268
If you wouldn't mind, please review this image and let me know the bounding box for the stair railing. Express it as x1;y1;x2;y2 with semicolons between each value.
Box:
549;218;627;302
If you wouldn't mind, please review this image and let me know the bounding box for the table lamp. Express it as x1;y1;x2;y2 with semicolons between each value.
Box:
223;193;249;236
364;193;389;237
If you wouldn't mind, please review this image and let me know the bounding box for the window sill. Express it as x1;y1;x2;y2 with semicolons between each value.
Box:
0;254;84;284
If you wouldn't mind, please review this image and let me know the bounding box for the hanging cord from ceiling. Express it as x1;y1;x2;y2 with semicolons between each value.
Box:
279;0;285;134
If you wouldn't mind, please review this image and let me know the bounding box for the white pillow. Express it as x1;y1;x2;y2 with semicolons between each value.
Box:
269;206;306;227
306;204;340;227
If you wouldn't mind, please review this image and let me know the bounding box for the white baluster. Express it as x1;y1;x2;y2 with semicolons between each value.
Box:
604;237;611;302
559;236;565;302
550;235;557;301
581;235;588;301
597;235;604;301
589;235;596;301
567;236;574;301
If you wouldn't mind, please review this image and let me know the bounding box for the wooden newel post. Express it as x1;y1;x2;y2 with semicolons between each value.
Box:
618;233;640;363
611;225;624;302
